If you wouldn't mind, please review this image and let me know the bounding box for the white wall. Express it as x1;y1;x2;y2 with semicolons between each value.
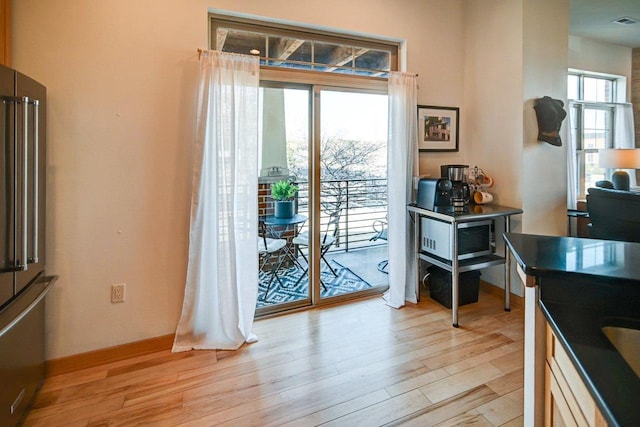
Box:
464;0;524;210
461;0;569;295
13;1;204;359
463;0;525;292
521;0;569;236
569;35;632;101
13;0;468;359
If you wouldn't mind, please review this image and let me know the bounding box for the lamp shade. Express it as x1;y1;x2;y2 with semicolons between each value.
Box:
598;149;640;169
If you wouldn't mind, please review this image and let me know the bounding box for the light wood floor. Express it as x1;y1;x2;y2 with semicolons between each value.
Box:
25;289;524;426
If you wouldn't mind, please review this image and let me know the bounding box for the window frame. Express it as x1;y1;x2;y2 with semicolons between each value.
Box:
571;102;615;198
567;71;617;103
210;13;399;78
568;71;622;198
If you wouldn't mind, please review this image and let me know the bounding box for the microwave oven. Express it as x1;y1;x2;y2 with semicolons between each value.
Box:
420;217;492;261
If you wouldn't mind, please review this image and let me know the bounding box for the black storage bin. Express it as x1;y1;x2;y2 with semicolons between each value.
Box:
427;266;480;309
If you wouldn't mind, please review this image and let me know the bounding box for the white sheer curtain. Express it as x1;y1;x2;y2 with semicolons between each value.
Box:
173;51;260;352
567;102;577;209
614;103;637;187
384;72;418;308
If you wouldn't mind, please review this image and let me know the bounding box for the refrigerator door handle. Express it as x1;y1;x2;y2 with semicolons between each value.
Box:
31;99;39;264
0;275;57;338
20;96;29;270
0;96;26;272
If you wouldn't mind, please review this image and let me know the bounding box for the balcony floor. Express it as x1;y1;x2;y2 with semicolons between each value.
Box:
328;245;388;287
257;245;388;308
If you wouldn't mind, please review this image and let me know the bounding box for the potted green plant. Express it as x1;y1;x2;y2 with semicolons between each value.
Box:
271;180;299;219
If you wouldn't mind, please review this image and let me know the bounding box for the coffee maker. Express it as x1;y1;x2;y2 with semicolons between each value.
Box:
440;164;471;211
416;177;453;210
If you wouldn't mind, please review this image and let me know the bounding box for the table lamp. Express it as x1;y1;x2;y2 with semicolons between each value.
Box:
598;148;640;190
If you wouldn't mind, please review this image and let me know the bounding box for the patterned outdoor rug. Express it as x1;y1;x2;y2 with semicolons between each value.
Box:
257;260;372;307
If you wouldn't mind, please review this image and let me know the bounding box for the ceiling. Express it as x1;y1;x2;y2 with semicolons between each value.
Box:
570;0;640;48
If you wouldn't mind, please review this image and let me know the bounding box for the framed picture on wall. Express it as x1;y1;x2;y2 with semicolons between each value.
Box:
417;105;459;152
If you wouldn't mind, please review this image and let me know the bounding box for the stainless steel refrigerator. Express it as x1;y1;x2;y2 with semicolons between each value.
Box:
0;64;57;426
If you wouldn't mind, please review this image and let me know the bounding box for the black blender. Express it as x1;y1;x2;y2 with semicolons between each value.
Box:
440;164;470;211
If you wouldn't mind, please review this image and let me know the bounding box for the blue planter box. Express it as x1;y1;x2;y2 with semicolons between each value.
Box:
274;201;294;218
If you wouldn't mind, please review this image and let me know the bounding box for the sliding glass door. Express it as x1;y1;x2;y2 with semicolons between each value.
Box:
316;88;389;302
257;86;311;313
256;84;389;315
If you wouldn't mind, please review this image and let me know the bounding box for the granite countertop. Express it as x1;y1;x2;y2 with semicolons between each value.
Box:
504;233;640;427
503;232;640;281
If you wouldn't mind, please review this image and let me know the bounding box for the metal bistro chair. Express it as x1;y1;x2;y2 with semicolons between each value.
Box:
258;221;288;301
370;217;388;274
292;209;342;289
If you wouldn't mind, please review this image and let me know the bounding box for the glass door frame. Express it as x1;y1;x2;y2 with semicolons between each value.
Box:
256;82;313;317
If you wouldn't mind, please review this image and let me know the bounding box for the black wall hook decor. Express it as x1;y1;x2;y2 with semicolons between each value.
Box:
534;96;567;146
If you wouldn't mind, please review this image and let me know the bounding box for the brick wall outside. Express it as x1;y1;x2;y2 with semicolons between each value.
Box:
258;183;273;217
258;182;300;270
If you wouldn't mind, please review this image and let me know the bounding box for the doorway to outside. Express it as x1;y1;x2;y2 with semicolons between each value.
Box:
257;86;389;315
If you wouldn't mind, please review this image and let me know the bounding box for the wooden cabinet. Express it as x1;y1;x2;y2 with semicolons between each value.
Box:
0;0;9;66
545;325;607;427
520;267;607;427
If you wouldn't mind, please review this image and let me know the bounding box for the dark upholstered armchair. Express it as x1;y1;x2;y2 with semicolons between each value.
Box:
586;187;640;243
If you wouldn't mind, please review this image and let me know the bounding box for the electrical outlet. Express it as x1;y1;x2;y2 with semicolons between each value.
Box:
111;283;126;303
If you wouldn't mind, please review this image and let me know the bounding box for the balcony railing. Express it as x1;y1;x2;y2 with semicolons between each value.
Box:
295;178;388;253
